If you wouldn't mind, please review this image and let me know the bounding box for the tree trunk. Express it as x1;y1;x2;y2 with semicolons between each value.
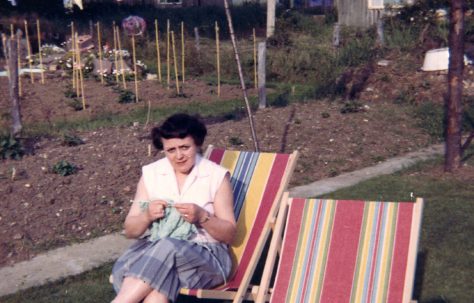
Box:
7;36;22;136
445;0;465;171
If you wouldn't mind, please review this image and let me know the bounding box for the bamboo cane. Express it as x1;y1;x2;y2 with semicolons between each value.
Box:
75;32;86;110
116;26;127;89
166;19;170;89
155;19;162;83
16;31;22;97
24;20;34;83
97;21;104;84
223;0;259;151
215;21;220;97
171;31;180;95
71;22;77;90
74;32;80;97
36;19;45;84
131;34;139;103
253;28;257;89
112;21;119;84
181;21;185;84
7;26;21;97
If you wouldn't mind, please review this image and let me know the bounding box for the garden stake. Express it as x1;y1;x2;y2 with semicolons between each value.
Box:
14;29;22;97
223;0;259;151
112;21;120;84
116;26;127;89
171;31;180;95
75;33;86;110
71;22;77;91
154;19;162;83
166;19;170;89
215;21;220;97
253;28;257;89
24;20;34;83
97;21;104;84
36;19;45;84
74;31;80;97
181;21;185;84
131;34;139;103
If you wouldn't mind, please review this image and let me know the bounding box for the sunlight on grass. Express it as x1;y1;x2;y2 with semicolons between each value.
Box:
20;97;254;138
1;264;115;303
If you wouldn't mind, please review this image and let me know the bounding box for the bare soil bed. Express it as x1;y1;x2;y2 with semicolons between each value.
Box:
1;57;473;267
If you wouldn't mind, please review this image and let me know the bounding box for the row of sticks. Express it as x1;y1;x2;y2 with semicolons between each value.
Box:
4;19;260;121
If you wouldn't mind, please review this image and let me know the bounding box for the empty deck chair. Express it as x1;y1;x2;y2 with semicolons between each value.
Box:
256;194;423;303
180;147;298;302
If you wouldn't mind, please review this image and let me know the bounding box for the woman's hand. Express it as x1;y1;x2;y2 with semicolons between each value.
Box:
147;200;168;222
174;203;206;224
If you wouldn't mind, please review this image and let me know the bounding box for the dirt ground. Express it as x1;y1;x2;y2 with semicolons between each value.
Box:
1;55;473;267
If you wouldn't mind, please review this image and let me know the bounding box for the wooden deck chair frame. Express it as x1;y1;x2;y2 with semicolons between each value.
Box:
256;194;423;303
179;146;298;302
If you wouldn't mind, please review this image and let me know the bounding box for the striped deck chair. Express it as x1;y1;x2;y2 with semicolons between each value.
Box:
256;193;423;303
180;147;298;302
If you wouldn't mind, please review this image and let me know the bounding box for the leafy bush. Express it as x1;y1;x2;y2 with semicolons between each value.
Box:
52;160;78;176
0;135;24;160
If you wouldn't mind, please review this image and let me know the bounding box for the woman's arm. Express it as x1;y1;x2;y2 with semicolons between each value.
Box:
175;173;236;244
124;176;167;238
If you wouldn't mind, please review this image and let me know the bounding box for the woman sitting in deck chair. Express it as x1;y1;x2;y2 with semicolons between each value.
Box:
111;113;236;303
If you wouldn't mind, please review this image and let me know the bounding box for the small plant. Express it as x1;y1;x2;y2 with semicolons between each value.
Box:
64;85;77;99
62;134;85;146
270;91;290;108
0;135;24;160
65;98;85;111
52;160;78;176
414;101;444;139
229;137;244;146
118;89;136;104
340;101;363;114
380;74;391;83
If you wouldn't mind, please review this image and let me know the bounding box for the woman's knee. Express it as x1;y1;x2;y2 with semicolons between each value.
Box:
143;290;169;303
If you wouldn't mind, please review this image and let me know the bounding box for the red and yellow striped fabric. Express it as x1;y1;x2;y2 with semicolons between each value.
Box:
182;147;297;297
270;198;423;303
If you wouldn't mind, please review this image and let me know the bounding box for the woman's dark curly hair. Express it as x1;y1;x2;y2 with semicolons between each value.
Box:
151;113;207;150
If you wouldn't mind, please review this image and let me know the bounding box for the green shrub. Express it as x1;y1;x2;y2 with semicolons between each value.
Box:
0;135;24;160
52;160;78;176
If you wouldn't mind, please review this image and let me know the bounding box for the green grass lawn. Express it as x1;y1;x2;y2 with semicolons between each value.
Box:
2;157;473;303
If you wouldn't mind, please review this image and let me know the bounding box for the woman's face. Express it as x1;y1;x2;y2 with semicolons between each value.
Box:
162;136;198;175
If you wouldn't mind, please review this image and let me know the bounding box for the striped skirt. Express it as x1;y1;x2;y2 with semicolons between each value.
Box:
112;237;232;301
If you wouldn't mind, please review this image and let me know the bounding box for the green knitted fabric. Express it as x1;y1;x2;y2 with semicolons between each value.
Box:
139;200;197;242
